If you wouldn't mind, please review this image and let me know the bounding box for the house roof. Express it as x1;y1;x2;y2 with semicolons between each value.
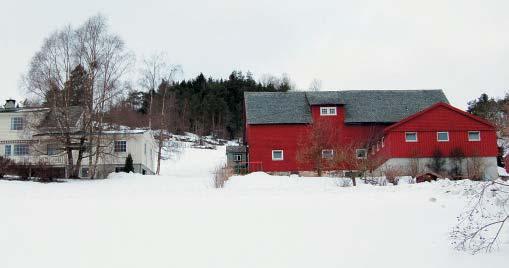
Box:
39;106;84;129
244;90;449;124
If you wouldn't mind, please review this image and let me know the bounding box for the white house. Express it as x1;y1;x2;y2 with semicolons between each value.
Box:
0;99;157;178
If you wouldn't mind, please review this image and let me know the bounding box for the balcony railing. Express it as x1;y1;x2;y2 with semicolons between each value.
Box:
7;155;67;165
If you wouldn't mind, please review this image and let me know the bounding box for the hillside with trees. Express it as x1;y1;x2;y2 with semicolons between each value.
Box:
108;71;293;139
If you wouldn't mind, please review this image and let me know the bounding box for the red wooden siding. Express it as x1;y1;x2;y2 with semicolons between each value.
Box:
247;106;387;172
246;102;498;173
380;103;497;158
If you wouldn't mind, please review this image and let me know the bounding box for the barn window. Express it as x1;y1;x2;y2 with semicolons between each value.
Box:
437;132;449;142
405;132;418;142
381;137;385;147
114;140;127;153
272;150;284;161
320;107;337;116
356;149;367;159
468;131;480;141
321;149;334;159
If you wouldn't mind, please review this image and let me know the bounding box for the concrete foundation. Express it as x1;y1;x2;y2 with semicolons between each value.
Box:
373;157;499;180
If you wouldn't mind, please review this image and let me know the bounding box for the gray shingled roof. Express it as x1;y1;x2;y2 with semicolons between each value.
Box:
244;90;449;124
244;92;312;124
226;145;247;153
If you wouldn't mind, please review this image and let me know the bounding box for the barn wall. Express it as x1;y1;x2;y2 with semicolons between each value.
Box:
247;106;388;172
382;105;498;158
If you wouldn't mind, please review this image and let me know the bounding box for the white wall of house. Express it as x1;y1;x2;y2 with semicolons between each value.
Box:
1;108;157;177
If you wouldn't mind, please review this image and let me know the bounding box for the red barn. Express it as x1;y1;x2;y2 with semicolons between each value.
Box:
243;90;499;179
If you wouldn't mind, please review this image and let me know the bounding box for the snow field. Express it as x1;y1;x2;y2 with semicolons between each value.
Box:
0;144;507;268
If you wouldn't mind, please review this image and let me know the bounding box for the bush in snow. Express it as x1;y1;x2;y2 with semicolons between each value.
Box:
213;164;233;188
451;180;509;254
124;153;135;173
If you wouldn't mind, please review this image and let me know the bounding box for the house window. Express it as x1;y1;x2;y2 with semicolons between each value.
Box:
13;144;29;156
468;131;480;141
321;149;334;159
4;145;12;157
437;132;449;142
405;132;418;142
234;154;242;162
356;149;367;159
320;107;337;116
11;117;24;130
272;150;284;161
114;141;127;153
47;144;59;156
81;167;89;177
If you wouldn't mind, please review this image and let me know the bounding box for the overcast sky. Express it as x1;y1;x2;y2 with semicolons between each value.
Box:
1;0;508;108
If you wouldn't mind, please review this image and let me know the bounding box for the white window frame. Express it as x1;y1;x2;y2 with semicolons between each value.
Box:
437;131;449;142
10;117;24;130
114;140;127;153
468;131;481;141
234;154;242;162
405;132;418;142
320;106;337;116
321;149;334;159
356;149;367;159
381;137;385;147
272;150;284;161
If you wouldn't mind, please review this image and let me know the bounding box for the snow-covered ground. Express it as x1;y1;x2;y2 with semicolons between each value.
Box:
1;144;508;268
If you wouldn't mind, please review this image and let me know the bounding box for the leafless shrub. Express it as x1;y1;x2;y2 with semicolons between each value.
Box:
451;180;509;254
382;166;405;185
213;164;233;188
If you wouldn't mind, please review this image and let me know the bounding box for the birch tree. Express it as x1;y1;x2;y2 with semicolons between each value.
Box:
24;14;134;179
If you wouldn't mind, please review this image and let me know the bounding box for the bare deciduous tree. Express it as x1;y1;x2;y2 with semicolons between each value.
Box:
308;78;322;92
451;180;509;254
23;14;134;179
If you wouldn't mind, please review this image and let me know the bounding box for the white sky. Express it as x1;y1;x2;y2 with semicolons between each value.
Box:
1;0;508;108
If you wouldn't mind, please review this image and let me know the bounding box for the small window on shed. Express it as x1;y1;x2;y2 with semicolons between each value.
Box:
320;107;337;116
405;132;418;142
234;154;242;162
272;150;284;161
468;131;480;141
437;132;449;142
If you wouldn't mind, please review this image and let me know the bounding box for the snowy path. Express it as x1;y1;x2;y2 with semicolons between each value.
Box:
0;145;507;268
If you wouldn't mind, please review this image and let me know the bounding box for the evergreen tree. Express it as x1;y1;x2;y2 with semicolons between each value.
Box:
64;64;90;107
124;153;134;173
